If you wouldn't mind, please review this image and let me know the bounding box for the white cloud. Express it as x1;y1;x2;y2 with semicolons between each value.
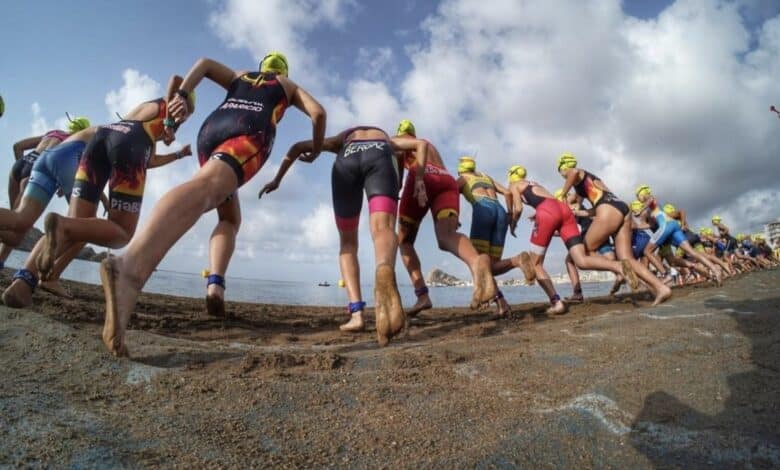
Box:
30;102;49;135
208;0;354;89
105;69;161;119
356;47;396;80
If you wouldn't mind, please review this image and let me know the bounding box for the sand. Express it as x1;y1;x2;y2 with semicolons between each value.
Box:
0;268;778;467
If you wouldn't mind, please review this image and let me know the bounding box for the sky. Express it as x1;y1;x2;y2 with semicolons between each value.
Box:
1;0;779;284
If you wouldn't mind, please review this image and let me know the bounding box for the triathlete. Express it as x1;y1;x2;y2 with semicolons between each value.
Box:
395;120;495;316
99;53;326;357
556;153;671;305
36;76;195;284
260;126;428;345
456;156;516;316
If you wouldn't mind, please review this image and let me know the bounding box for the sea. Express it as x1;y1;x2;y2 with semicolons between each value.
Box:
4;251;615;307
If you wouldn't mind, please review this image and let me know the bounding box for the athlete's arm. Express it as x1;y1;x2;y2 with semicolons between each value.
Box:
13;136;43;160
558;168;581;200
390;137;428;206
508;184;524;236
259;135;342;198
286;82;326;161
492;178;509;196
169;58;238;119
148;144;192;169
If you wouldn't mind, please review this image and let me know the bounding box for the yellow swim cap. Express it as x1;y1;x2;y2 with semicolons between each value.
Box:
260;51;289;76
457;156;476;174
67;116;90;134
557;152;577;170
663;203;676;215
630;200;644;213
508;165;527;182
711;215;722;224
397;119;416;137
736;233;745;241
753;233;764;241
635;184;651;198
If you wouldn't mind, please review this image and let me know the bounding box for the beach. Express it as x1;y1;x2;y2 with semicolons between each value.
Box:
0;268;778;467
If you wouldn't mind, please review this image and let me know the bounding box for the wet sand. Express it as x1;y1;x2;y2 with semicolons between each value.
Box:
0;268;778;467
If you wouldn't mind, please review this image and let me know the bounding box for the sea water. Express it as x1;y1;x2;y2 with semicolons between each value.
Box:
5;251;614;307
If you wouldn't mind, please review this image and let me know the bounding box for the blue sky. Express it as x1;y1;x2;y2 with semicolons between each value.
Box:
1;0;779;285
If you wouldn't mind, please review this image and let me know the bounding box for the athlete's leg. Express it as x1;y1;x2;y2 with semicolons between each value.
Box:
0;197;45;245
370;210;404;344
101;160;238;356
398;220;431;317
434;215;495;308
7;173;19;211
610;212;671;305
206;195;241;317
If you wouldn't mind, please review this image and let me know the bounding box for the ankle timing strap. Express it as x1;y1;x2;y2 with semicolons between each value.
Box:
550;294;561;304
207;274;226;289
414;286;429;297
13;269;38;291
495;290;504;301
347;301;366;314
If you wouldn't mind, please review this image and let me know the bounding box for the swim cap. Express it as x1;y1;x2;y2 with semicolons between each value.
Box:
635;184;652;198
457;156;476;174
662;203;676;215
711;215;722;224
753;233;764;241
67;116;90;134
397;119;416;137
736;233;745;241
260;51;289;76
508;165;527;182
557;152;577;170
553;189;565;200
630;200;644;213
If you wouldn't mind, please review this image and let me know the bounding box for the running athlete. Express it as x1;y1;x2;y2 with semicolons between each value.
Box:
260;126;427;345
1;119;90;267
507;165;637;314
711;215;739;258
98;53;326;357
35;75;195;282
456;156;515;316
635;185;722;284
556;153;671;305
395;120;496;316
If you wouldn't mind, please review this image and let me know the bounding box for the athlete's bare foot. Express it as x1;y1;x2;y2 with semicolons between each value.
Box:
546;300;568;315
406;294;432;318
37;213;62;281
100;256;137;357
621;260;639;291
340;313;365;332
39;280;74;299
374;263;404;346
710;270;723;287
470;254;495;309
651;284;673;306
206;284;229;318
2;279;33;308
518;252;536;285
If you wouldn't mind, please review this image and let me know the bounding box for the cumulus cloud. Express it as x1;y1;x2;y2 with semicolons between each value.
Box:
209;0;354;88
30;102;49;135
105;69;162;119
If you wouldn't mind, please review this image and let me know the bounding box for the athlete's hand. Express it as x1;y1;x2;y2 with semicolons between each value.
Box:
298;151;321;163
178;144;192;159
163;126;176;146
168;95;189;120
510;223;517;238
414;178;428;208
258;180;279;199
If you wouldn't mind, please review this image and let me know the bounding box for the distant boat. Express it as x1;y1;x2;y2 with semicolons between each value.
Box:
318;281;331;287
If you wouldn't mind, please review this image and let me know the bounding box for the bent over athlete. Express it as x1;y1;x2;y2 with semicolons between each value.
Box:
260;126;428;346
395;120;496;316
99;53;326;357
557;153;671;306
36;75;195;282
507;165;637;315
